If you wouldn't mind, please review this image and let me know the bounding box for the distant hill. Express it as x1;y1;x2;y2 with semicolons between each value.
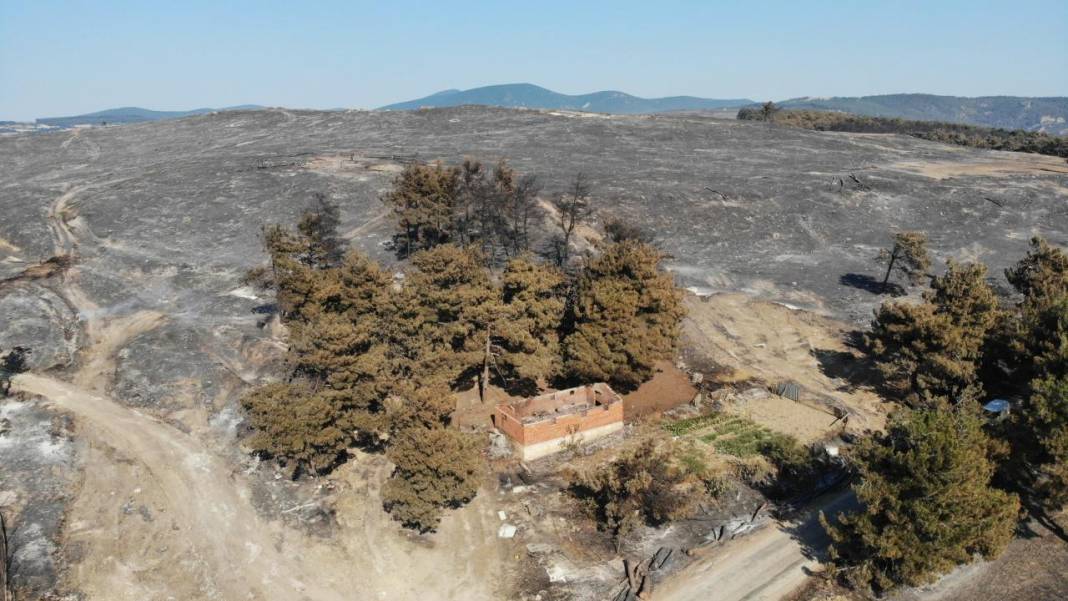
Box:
773;94;1068;135
36;105;264;128
380;83;754;114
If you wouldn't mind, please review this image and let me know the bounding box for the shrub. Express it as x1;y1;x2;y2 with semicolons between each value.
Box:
568;439;700;547
758;437;828;498
742;109;1068;159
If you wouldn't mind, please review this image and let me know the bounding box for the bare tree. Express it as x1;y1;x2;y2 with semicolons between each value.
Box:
455;159;487;249
505;174;542;257
761;101;779;121
298;192;344;268
552;173;592;267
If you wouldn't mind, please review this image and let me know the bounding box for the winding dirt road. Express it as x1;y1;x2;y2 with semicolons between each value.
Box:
20;177;504;600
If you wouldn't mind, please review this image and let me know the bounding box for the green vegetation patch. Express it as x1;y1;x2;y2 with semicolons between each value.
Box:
665;412;798;458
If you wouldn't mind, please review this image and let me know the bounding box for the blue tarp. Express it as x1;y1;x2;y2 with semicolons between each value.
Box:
983;399;1011;413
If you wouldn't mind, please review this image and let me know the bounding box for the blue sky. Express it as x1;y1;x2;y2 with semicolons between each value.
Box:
2;0;1065;120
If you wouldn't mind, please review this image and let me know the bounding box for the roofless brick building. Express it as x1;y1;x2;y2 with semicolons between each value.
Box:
493;383;623;460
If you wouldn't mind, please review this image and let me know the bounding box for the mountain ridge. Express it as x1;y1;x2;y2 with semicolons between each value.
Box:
379;83;754;114
27;89;1068;134
35;105;265;128
383;85;1068;133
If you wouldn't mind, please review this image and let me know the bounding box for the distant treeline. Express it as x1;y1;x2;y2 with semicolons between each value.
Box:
737;106;1068;159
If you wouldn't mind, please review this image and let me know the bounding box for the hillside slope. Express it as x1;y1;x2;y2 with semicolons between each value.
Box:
1;106;1066;599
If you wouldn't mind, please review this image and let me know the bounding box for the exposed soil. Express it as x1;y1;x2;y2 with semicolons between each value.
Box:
680;293;891;438
622;361;697;421
656;490;855;601
890;153;1068;179
723;392;839;445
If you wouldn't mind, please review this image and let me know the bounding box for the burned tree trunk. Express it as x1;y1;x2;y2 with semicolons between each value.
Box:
1;512;11;601
481;333;492;404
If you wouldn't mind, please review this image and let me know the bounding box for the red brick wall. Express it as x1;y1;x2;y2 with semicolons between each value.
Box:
495;401;623;447
495;404;528;444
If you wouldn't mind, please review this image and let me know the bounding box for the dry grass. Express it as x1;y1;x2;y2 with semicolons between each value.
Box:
681;293;893;437
890;154;1068;180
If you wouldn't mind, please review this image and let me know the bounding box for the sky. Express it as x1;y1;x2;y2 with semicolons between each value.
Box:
2;0;1066;121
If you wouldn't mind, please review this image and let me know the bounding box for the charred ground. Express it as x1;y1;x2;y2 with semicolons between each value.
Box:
1;106;1066;599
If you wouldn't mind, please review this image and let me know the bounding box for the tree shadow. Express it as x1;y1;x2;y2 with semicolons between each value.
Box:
1017;487;1068;544
497;377;541;400
812;343;882;396
839;273;904;297
779;489;859;564
251;302;278;315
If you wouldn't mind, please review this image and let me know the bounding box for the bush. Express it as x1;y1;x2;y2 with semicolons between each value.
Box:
568;439;700;547
758;437;828;498
382;427;484;532
675;441;732;497
737;106;766;121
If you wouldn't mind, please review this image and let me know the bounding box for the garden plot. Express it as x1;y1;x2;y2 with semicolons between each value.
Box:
665;412;795;458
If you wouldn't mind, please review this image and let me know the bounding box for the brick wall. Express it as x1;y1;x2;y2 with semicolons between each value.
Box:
495;404;528;444
494;398;623;447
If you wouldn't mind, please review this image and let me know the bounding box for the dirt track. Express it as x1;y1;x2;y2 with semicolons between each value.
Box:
15;166;505;600
656;491;853;601
15;373;356;600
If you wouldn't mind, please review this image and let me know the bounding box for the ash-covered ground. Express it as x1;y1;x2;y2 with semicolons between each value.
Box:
0;106;1066;598
3;106;1065;413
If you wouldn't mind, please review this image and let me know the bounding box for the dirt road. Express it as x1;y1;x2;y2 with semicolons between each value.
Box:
656;491;853;601
15;373;356;600
20;176;505;600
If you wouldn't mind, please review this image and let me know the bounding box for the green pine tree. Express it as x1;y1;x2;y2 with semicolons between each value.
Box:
867;261;999;407
382;427;484;532
562;240;685;390
823;408;1019;592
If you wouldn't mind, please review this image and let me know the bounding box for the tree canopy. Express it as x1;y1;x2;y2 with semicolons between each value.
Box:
1005;236;1068;306
382;426;484;532
562;240;685;391
384;160;543;261
867;261;999;407
876;231;931;291
823;408;1019;592
240;170;688;529
1013;297;1068;508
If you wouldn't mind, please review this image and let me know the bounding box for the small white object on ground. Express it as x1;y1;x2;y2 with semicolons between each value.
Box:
498;524;517;539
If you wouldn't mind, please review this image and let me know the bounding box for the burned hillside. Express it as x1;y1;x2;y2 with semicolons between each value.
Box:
1;106;1066;600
